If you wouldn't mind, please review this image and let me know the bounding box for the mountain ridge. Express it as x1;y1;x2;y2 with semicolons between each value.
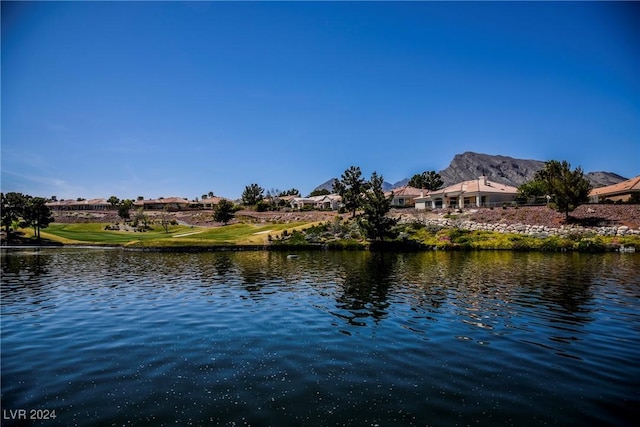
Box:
312;152;628;194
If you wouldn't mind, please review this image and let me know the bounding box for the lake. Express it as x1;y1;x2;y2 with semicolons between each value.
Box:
1;248;639;426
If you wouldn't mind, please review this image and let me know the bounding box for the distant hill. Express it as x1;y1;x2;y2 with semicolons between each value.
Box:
584;171;628;187
313;152;628;194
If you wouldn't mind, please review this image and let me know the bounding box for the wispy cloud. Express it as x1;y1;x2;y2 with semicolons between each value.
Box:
1;169;88;199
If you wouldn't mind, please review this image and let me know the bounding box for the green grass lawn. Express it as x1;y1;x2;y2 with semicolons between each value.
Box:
35;222;316;246
18;221;640;251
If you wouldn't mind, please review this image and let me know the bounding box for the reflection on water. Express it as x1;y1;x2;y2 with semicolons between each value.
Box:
2;249;640;426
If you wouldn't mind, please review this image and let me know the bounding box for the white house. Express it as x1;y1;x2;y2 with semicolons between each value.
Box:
415;176;519;209
290;194;342;210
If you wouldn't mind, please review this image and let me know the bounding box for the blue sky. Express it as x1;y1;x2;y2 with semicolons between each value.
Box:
2;1;639;200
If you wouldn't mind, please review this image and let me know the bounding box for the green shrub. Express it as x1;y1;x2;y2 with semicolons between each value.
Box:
573;237;606;252
539;236;572;252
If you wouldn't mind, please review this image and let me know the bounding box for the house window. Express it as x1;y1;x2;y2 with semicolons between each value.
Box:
399;198;405;206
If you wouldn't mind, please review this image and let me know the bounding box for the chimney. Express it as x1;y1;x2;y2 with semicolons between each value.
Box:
479;175;487;185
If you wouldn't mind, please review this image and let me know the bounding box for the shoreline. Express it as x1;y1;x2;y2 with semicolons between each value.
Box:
2;240;637;253
3;205;639;254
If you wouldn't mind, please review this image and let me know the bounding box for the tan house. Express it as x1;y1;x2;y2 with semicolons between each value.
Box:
134;197;191;210
291;194;342;210
415;176;519;209
46;198;110;211
385;186;424;208
199;196;226;209
589;175;640;203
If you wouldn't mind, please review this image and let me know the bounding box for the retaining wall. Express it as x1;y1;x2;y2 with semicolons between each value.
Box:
404;217;640;238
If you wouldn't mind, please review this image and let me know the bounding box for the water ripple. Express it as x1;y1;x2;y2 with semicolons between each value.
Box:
2;249;639;426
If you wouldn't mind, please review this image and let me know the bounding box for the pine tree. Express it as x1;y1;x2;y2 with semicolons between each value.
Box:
333;166;369;218
532;160;592;219
213;199;235;225
359;172;397;241
408;171;444;190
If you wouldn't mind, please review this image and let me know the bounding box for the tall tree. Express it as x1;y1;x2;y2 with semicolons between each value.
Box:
21;196;54;239
359;172;397;241
159;206;172;233
117;199;134;221
213;199;235;225
107;196;120;209
531;160;592;219
408;171;444;190
333;166;369;218
423;171;444;191
1;192;27;236
241;183;264;206
133;207;149;229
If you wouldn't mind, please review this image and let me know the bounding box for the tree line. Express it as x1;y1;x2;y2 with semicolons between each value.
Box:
0;159;596;243
1;192;55;240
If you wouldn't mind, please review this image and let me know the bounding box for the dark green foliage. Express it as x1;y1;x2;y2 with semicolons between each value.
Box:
20;196;55;239
408;171;444;190
358;172;398;241
242;183;264;206
308;188;330;197
2;192;54;239
213;199;235;224
255;200;269;212
517;180;548;204
530;160;592;219
516;159;593;215
117;199;134;221
1;192;28;235
278;188;300;197
333;166;369;218
573;237;606;252
107;196;120;208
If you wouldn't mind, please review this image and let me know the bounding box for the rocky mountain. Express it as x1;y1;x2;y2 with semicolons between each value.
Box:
437;152;545;188
312;178;338;193
313;152;628;194
437;152;627;188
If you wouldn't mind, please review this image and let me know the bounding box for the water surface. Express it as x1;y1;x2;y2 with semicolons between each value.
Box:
2;249;639;426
